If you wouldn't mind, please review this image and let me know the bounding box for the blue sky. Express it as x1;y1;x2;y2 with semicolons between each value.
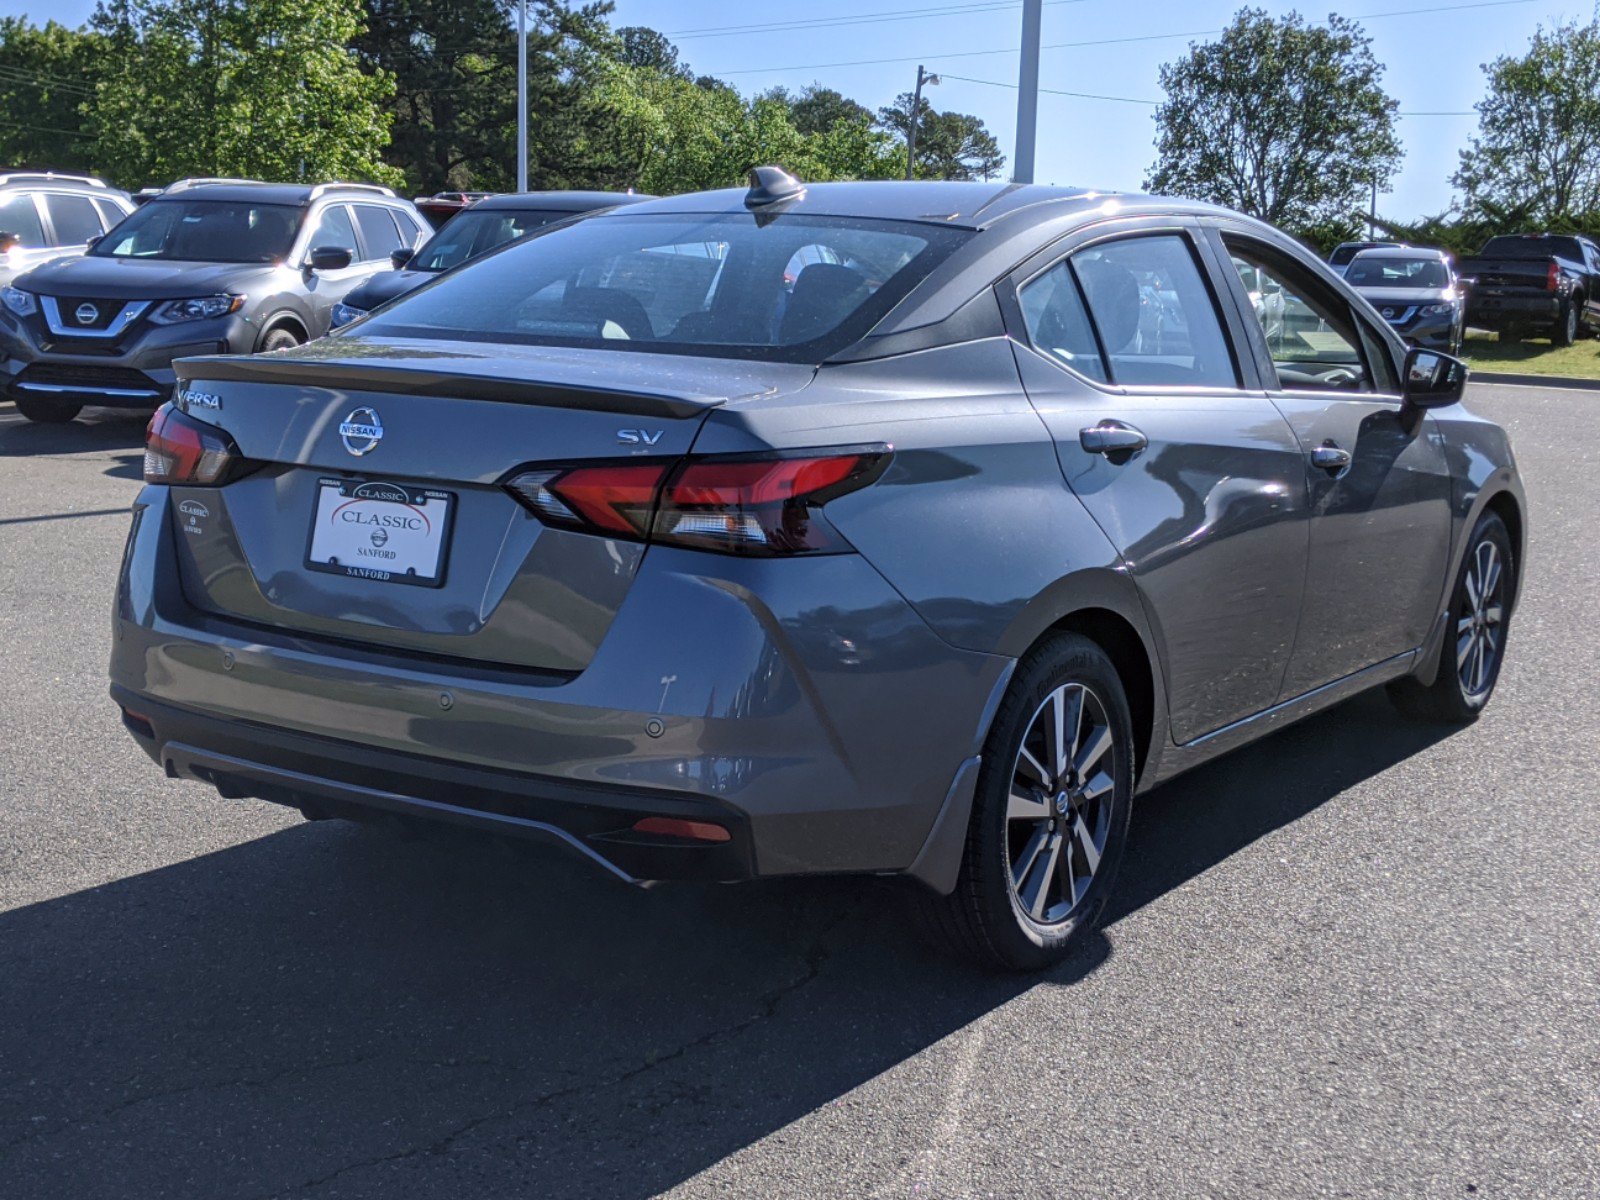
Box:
3;0;1590;217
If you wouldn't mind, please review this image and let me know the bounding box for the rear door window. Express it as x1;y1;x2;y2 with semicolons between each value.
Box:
1068;234;1238;389
0;192;46;246
43;193;105;245
92;197;128;231
1017;259;1108;383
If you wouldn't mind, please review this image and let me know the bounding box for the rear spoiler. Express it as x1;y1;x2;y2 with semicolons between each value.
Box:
173;353;720;420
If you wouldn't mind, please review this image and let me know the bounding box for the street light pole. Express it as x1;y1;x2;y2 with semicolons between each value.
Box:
516;0;528;193
905;64;938;180
1012;0;1042;183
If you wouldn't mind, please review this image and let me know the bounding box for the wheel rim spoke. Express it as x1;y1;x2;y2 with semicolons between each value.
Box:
1079;769;1114;802
1484;604;1503;626
1022;832;1062;919
1017;745;1051;788
1012;824;1049;891
1072;814;1102;875
1073;724;1113;779
1457;630;1475;670
1007;788;1050;823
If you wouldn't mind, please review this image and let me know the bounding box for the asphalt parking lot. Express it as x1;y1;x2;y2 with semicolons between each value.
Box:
2;383;1597;1199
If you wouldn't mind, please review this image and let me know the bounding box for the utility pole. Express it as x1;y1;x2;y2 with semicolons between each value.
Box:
516;0;528;192
905;65;939;180
1370;175;1378;238
1012;0;1042;183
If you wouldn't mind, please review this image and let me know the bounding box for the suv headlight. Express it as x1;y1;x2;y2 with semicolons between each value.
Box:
2;286;37;318
1420;302;1457;317
149;295;245;325
329;302;367;330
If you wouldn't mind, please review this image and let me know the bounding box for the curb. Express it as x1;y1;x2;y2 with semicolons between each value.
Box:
1470;370;1600;392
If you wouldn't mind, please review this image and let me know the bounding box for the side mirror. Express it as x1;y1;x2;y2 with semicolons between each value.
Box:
390;247;414;270
1401;345;1467;412
85;234;101;249
306;245;353;272
0;231;19;253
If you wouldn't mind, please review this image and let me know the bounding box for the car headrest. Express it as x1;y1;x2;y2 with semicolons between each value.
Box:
1074;258;1141;354
562;286;654;341
779;263;870;344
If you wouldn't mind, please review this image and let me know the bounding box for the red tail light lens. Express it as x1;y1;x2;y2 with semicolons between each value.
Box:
143;403;251;485
503;447;889;555
1547;261;1561;291
654;451;888;555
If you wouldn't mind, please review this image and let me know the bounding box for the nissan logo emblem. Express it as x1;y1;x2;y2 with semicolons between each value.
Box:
75;302;99;324
338;407;383;456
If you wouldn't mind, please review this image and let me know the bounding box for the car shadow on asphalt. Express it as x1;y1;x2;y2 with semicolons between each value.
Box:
0;405;148;480
1;691;1456;1198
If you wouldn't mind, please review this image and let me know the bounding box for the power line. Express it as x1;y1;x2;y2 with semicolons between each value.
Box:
664;0;1092;42
710;0;1540;76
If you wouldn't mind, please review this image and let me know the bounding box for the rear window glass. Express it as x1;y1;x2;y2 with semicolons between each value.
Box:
1481;236;1584;262
0;192;45;246
44;193;104;245
356;211;970;362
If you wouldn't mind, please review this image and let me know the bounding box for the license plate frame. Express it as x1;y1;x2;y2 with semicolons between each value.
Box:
304;477;455;588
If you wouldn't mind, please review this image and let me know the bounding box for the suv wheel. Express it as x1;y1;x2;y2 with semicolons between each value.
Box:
258;326;301;353
13;395;82;424
920;633;1134;971
1554;303;1579;347
1388;511;1512;723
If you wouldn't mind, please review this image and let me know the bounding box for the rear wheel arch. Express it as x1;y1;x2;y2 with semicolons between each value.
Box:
1481;489;1524;609
1036;607;1157;787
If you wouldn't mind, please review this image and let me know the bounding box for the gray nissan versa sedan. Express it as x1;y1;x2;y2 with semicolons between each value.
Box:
110;172;1525;971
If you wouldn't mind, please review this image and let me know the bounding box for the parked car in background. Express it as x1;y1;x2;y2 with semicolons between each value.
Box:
1344;245;1464;354
113;174;1523;972
331;191;650;328
1460;233;1600;345
0;171;134;289
0;179;430;423
1328;239;1405;276
412;191;494;225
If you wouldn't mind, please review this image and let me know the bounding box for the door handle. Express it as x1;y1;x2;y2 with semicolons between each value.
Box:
1079;422;1148;458
1310;443;1352;472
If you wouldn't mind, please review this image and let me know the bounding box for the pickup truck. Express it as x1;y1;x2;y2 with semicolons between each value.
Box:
1460;233;1600;345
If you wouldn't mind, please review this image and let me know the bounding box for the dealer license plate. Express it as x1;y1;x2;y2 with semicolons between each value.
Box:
306;478;454;587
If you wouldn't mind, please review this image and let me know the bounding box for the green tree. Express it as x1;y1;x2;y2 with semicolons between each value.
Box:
1454;21;1600;222
877;92;1005;180
87;0;401;189
1146;8;1401;230
763;84;873;136
0;19;106;172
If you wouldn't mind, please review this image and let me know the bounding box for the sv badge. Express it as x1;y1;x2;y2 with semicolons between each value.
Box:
617;429;664;446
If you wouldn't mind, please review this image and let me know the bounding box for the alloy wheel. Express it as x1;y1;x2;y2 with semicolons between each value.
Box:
1006;682;1116;926
1458;538;1505;699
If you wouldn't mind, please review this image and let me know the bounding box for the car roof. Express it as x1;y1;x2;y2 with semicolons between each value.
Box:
472;190;652;213
609;180;1151;231
1350;245;1448;261
151;181;406;206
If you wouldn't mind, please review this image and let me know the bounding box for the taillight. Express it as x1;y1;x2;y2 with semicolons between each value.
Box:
503;447;889;556
1547;261;1561;291
144;403;252;485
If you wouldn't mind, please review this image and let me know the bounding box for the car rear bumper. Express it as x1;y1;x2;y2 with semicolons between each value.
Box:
111;487;1012;885
1466;293;1562;328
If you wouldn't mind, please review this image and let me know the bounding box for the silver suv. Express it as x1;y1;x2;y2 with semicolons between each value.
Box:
0;171;134;288
0;179;429;423
110;176;1525;970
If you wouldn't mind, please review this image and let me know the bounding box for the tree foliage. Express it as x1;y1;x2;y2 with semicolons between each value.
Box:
1146;8;1401;230
878;91;1005;180
0;19;105;171
1454;21;1600;223
86;0;401;189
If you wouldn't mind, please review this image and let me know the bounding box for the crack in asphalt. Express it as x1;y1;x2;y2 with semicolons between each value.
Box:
249;903;858;1199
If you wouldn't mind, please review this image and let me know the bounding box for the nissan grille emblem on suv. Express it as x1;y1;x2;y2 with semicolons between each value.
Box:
339;408;384;456
75;302;99;325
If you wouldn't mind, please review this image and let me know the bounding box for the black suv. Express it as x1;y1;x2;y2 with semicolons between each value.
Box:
0;179;430;423
330;190;649;328
0;171;135;289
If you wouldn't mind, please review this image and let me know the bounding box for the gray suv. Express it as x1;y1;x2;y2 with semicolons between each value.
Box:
0;179;429;423
110;176;1525;971
0;171;134;288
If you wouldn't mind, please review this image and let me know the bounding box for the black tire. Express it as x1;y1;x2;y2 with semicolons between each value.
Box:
918;632;1135;972
257;325;301;353
1388;511;1513;724
1553;303;1579;347
13;394;82;423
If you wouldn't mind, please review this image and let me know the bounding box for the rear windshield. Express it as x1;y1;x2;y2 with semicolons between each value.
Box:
355;211;970;362
1345;257;1450;288
410;208;578;273
1480;236;1584;262
91;199;300;264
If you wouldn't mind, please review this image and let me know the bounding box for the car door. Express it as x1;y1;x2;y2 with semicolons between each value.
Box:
1583;240;1600;327
1002;223;1311;744
298;202;368;331
1206;225;1453;698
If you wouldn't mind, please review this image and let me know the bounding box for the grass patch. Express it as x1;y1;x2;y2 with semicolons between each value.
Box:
1462;330;1600;379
